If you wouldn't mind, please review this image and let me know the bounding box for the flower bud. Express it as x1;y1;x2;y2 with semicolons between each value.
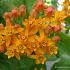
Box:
0;24;4;30
53;36;60;43
11;8;18;18
36;0;44;11
14;24;20;29
30;9;38;17
44;6;54;17
53;25;61;32
3;12;10;19
19;5;26;16
47;6;54;13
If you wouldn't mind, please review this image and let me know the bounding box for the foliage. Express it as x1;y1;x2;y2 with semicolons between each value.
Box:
51;33;70;70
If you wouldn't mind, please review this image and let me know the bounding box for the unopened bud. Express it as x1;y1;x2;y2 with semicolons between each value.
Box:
11;8;18;18
19;5;26;16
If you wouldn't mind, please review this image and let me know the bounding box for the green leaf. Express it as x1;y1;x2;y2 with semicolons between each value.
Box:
51;0;57;8
51;33;70;70
24;0;37;17
65;17;70;24
51;58;70;70
0;55;35;70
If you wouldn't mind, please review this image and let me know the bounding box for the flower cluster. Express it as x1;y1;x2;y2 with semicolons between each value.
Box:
0;0;68;64
62;0;70;17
